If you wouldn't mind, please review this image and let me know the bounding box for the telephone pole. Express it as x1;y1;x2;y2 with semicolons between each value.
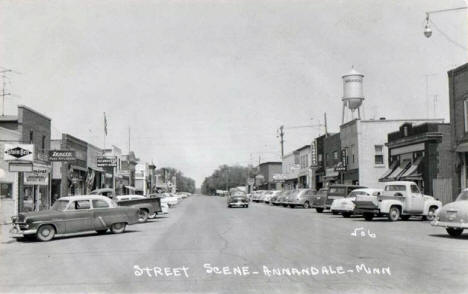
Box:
278;125;284;159
1;69;12;116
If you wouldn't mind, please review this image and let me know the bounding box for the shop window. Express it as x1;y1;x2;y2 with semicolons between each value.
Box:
0;183;12;198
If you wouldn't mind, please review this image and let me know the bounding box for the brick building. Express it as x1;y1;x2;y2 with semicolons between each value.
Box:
256;161;282;190
380;122;453;203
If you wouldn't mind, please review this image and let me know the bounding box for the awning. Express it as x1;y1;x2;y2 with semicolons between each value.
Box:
386;161;411;181
124;185;136;191
399;156;423;179
378;161;399;182
456;142;468;153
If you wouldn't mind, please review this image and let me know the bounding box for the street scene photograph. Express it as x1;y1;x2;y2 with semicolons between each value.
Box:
0;0;468;293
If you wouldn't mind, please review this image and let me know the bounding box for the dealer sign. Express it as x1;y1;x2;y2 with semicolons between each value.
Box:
4;144;34;161
97;156;117;167
48;150;76;162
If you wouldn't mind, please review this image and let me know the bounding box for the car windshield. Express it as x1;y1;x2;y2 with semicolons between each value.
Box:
384;185;406;192
456;191;468;201
51;199;69;211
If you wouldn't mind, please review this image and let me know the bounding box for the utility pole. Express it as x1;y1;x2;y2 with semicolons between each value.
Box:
1;69;12;116
324;112;328;137
278;125;284;159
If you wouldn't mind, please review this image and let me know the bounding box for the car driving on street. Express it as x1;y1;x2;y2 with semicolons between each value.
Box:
227;191;249;208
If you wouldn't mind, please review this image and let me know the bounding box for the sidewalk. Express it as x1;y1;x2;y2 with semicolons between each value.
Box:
0;223;13;244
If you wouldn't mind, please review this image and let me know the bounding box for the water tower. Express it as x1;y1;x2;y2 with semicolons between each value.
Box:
341;67;365;124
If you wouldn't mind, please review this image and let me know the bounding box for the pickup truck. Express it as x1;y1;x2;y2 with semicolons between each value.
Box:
353;181;441;221
90;189;161;223
312;184;366;213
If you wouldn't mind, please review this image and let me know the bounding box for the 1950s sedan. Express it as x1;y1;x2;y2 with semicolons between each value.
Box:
10;195;139;241
432;188;468;237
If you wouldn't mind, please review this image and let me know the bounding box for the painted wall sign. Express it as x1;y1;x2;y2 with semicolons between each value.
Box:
97;156;117;167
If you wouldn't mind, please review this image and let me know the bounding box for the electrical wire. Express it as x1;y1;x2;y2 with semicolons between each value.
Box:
429;19;468;51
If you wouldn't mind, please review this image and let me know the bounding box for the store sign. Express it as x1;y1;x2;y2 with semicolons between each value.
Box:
310;142;318;167
341;149;348;167
8;161;33;172
335;165;346;172
24;169;49;186
97;156;117;167
48;150;76;162
272;174;286;182
4;144;34;161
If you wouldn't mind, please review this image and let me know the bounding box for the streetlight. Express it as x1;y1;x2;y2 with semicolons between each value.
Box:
424;6;467;38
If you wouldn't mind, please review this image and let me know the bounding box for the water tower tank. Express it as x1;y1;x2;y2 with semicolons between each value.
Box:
342;68;364;110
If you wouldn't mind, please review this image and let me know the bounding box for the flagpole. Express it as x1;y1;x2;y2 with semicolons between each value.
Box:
103;112;107;149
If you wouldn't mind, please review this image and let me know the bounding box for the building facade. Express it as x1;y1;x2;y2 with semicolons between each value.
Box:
256;161;282;190
323;133;342;186
282;152;299;190
0;106;51;223
449;62;468;200
296;145;311;188
340;118;444;188
380;122;453;203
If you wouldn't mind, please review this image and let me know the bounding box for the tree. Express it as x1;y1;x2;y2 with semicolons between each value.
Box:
201;164;251;195
156;167;196;193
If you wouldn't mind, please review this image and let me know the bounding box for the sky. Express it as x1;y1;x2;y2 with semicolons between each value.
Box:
1;0;467;187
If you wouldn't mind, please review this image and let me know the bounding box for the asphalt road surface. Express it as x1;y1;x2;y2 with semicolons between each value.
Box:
1;195;467;294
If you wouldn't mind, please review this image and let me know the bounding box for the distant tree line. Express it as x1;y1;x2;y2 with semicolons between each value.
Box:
201;164;253;195
157;167;196;193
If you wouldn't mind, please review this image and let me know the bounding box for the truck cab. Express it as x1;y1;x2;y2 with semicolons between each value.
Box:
353;181;441;221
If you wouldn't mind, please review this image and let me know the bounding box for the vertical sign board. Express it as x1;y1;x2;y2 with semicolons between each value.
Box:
310;141;317;167
341;149;348;167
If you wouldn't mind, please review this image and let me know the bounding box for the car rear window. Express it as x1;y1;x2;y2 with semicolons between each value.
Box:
385;185;406;192
92;200;109;208
329;187;346;195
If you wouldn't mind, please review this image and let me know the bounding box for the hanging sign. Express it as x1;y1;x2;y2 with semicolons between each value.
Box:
49;150;76;162
4;144;34;161
97;156;117;167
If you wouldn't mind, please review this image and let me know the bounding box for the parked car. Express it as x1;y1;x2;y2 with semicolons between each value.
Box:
115;195;163;222
284;189;316;208
90;188;115;198
271;190;286;206
330;188;383;217
432;188;468;236
353;181;441;221
9;195;139;242
162;193;179;207
263;190;281;204
312;184;366;213
227;191;249;208
277;190;293;206
251;191;266;203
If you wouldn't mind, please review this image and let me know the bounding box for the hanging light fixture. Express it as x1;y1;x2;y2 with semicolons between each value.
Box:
424;14;432;38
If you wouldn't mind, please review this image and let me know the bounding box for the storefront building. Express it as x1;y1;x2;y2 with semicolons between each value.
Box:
449;62;468;201
296;145;311;188
323;133;342;186
0;105;51;223
256;161;282;190
379;122;453;203
119;151;138;194
54;134;88;196
282;152;299;190
310;134;326;190
87;143;105;194
340;118;443;188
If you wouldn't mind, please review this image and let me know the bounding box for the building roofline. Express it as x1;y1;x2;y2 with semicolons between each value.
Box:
448;62;468;76
18;105;52;121
295;144;311;152
341;118;444;128
259;161;282;166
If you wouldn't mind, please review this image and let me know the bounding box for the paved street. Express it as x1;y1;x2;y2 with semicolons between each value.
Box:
1;195;467;294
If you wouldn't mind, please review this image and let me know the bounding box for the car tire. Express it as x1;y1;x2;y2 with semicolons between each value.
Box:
245;205;249;208
148;213;157;219
342;212;352;218
388;206;400;222
110;222;126;234
303;201;310;209
137;209;149;223
316;208;324;213
363;213;374;221
401;215;410;221
446;228;464;237
36;225;55;242
96;229;107;234
332;211;339;215
422;207;437;221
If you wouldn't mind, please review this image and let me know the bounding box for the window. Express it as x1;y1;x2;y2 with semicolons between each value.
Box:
69;200;91;210
384;185;406;192
29;130;34;144
318;154;323;163
465;99;468;132
92;199;109;208
333;151;338;160
0;183;12;198
410;185;420;193
41;135;46;150
374;145;384;165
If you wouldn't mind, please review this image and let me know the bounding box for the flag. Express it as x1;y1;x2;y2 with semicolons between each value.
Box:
104;112;108;136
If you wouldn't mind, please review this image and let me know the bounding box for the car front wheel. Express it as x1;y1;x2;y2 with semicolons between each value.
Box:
36;225;55;242
148;213;157;219
110;222;126;234
388;206;401;222
422;207;437;221
316;208;324;213
303;201;310;209
342;212;352;218
363;213;374;221
446;228;464;237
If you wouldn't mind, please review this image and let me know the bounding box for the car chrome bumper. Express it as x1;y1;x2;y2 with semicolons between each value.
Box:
229;203;247;207
9;225;37;238
431;220;468;229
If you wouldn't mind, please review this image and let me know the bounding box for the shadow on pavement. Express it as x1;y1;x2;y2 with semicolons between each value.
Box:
428;234;468;240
